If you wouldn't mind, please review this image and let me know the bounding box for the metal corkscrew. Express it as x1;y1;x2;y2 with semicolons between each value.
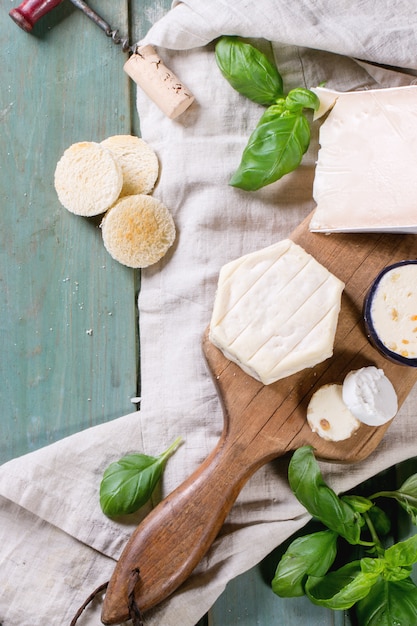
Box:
66;0;134;53
9;0;195;119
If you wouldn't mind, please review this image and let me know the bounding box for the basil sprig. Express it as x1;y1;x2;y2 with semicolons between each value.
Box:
272;446;417;624
99;437;182;517
215;37;320;191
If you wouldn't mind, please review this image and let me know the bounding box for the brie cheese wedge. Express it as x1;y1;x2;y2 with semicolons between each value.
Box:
310;85;417;233
209;239;344;385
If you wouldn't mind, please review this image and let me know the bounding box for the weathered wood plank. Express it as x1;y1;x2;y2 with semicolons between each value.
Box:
209;564;350;625
0;0;139;463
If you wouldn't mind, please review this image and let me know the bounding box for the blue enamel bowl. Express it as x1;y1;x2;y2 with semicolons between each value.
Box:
363;260;417;367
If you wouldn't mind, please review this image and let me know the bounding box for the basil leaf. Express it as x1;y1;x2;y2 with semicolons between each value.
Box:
272;529;338;597
229;113;310;191
305;560;381;610
285;87;320;113
215;36;283;105
342;494;374;514
367;504;391;537
384;564;413;582
257;101;286;125
356;577;417;626
288;446;362;545
373;473;417;524
385;533;417;569
399;472;417;505
100;437;182;517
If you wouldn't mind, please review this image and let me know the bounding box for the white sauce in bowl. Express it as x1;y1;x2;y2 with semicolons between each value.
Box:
370;264;417;359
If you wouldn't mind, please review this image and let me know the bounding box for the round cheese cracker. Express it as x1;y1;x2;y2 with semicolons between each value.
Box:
54;141;123;216
101;194;175;268
100;135;159;197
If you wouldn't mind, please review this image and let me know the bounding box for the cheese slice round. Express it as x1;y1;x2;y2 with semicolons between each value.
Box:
342;366;398;426
307;384;360;442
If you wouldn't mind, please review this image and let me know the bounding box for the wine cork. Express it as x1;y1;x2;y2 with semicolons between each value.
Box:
124;45;195;119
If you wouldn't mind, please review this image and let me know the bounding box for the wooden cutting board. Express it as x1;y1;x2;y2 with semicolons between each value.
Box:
101;213;417;625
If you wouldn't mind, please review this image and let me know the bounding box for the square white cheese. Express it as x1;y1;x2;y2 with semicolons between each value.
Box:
309;85;417;233
209;239;344;385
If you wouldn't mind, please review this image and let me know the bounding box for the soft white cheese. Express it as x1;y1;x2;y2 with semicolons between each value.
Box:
369;265;417;359
309;85;417;233
307;384;360;441
209;239;344;385
342;366;398;426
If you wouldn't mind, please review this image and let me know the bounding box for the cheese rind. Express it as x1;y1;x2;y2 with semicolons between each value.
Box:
309;85;417;233
209;239;344;385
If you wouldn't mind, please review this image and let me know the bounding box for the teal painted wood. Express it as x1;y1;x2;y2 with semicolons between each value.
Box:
0;1;140;463
208;562;350;626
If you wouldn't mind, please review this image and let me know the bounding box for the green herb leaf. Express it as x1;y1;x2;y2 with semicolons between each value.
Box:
99;437;182;517
274;448;417;622
229;113;310;191
342;494;374;514
256;101;286;125
272;530;338;597
214;37;319;191
356;577;417;626
372;473;417;524
285;87;320;113
288;446;362;545
367;504;391;538
215;36;283;105
385;534;417;570
305;559;381;610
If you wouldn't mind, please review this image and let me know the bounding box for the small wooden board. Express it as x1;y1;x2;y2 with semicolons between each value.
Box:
204;212;417;464
102;213;417;623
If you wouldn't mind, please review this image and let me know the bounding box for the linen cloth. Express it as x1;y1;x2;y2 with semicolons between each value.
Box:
2;2;417;624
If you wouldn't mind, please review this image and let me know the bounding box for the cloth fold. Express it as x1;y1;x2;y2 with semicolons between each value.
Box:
143;0;417;74
2;2;417;624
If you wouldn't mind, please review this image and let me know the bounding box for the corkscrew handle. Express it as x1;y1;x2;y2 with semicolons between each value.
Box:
9;0;64;32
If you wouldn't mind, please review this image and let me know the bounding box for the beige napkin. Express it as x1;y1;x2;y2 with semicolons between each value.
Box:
2;2;417;624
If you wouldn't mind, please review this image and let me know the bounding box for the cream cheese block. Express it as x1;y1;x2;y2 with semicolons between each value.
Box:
309;85;417;233
209;239;344;385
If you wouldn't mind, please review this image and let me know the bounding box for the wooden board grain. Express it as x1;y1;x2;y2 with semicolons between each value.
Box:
204;213;417;465
102;214;417;623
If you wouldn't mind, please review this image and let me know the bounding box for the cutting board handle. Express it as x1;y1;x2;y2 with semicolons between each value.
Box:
101;428;271;624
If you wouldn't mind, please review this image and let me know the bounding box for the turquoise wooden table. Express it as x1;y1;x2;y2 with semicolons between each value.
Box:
1;2;416;625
